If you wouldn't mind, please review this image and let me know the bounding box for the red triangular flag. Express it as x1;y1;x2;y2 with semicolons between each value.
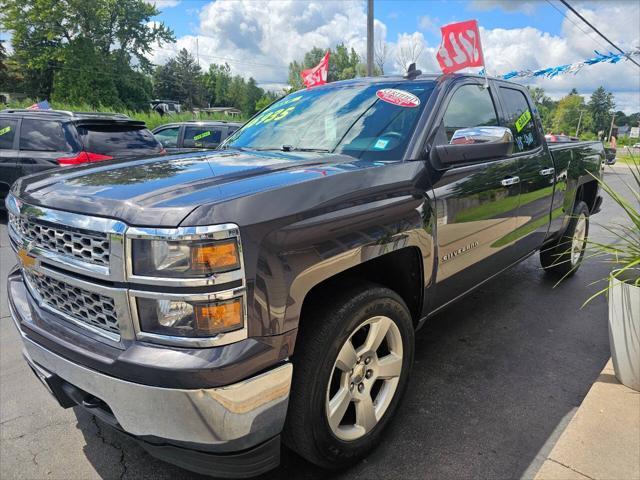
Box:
301;51;330;88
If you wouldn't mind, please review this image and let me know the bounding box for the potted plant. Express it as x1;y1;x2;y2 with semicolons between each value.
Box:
586;155;640;391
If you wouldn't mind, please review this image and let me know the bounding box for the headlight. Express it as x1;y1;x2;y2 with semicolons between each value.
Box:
132;238;240;278
137;297;243;337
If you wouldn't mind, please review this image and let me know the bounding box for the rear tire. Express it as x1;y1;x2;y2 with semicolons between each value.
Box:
283;282;414;469
540;200;590;278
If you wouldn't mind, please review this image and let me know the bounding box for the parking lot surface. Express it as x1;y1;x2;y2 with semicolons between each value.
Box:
0;166;632;480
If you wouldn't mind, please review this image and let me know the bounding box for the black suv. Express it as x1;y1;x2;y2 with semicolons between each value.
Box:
0;109;163;208
152;120;242;152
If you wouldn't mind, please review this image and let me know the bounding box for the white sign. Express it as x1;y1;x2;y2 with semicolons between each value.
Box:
629;127;640;138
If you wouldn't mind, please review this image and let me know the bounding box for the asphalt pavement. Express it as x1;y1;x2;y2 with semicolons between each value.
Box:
0;165;634;480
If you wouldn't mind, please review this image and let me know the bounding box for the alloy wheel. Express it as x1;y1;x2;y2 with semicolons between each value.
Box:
325;315;403;441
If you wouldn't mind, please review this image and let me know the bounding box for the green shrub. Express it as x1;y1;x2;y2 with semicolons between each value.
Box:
0;99;247;130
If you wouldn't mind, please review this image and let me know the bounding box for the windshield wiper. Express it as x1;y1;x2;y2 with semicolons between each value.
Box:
281;145;331;153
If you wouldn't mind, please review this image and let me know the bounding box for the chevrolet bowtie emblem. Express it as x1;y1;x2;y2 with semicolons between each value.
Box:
17;244;39;269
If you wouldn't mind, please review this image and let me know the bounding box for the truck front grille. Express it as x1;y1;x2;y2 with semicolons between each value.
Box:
9;214;110;266
24;270;120;336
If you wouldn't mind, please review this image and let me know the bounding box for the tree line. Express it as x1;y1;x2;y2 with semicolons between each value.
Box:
529;86;639;139
1;0;638;126
0;0;277;115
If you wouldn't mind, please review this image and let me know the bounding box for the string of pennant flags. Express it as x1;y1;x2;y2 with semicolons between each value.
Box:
479;48;640;80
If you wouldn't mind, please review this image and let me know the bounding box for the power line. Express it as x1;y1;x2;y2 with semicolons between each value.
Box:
559;0;640;69
544;0;610;53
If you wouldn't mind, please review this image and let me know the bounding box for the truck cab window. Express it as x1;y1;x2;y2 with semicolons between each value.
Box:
499;87;540;152
155;127;180;148
442;84;498;142
0;119;18;149
20;120;72;152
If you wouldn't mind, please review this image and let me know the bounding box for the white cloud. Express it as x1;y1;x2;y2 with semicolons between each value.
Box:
150;0;640;112
469;0;539;14
418;15;440;35
151;0;375;89
476;0;640;113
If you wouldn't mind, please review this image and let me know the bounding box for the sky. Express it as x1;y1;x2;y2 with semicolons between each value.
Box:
3;0;638;112
148;0;640;113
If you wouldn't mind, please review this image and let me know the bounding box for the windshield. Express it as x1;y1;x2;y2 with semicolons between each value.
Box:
222;81;435;161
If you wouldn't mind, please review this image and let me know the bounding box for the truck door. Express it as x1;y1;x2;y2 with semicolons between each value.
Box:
430;81;522;309
497;86;556;256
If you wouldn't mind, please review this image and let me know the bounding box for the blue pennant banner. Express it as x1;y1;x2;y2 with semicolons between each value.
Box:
479;49;640;80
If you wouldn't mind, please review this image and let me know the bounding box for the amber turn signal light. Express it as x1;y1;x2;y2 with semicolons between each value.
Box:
194;298;243;335
190;239;240;273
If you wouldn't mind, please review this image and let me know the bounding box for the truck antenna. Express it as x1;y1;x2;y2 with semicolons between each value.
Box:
404;63;422;80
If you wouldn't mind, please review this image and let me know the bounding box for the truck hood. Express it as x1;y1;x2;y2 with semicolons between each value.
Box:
13;149;374;226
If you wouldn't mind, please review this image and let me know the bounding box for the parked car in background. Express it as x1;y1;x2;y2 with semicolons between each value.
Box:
545;134;579;143
153;120;242;152
0;109;163;210
632;143;640;148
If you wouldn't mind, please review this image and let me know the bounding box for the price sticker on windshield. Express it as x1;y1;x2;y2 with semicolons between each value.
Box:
376;89;420;108
193;131;211;141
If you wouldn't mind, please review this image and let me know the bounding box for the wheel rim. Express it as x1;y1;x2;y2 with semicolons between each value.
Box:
325;315;403;441
571;213;588;266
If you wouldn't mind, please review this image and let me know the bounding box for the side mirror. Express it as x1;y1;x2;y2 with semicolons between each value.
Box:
433;126;514;166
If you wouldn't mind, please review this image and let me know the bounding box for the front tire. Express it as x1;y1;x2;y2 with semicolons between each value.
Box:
283;282;415;469
540;200;590;278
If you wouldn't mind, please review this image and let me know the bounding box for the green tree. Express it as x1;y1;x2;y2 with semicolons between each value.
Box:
552;93;592;135
288;44;367;91
527;86;557;132
152;49;205;109
588;86;615;135
255;92;280;112
2;0;173;104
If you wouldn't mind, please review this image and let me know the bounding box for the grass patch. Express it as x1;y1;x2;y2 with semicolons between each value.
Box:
2;100;248;130
615;153;639;166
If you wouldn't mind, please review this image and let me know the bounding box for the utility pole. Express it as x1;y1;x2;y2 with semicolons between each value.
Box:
367;0;374;76
575;110;584;137
196;37;200;67
608;111;615;143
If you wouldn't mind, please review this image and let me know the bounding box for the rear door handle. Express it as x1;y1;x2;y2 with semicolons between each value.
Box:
540;167;555;176
501;176;520;187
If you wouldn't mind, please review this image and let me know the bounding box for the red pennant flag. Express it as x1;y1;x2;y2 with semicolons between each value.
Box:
436;20;484;74
301;51;330;88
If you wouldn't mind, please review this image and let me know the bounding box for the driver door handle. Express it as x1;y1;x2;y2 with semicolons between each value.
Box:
501;176;520;187
540;167;555;176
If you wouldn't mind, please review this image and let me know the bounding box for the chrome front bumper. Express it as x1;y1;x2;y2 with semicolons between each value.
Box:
20;335;292;450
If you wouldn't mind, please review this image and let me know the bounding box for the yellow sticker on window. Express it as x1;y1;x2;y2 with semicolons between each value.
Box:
515;110;532;132
193;131;211;141
0;126;11;136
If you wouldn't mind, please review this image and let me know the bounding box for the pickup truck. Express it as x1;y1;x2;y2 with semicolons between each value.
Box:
6;73;603;478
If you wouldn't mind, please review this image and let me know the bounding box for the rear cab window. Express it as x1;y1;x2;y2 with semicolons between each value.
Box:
0;119;18;149
19;120;73;152
499;87;540;153
183;126;223;148
154;126;180;148
78;124;162;156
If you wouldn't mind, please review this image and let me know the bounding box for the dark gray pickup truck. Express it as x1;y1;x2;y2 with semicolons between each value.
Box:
6;73;603;478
